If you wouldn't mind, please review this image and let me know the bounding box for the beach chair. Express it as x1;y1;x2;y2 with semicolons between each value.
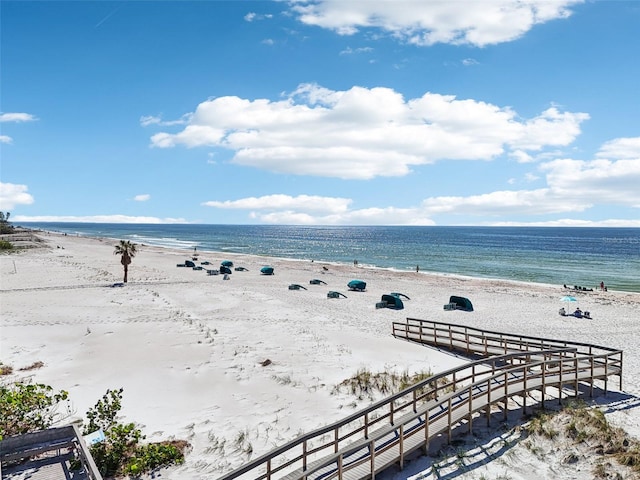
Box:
288;284;307;290
309;279;327;285
327;291;347;299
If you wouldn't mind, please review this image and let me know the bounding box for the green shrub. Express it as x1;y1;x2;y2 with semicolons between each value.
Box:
83;388;188;477
0;382;69;440
0;240;13;250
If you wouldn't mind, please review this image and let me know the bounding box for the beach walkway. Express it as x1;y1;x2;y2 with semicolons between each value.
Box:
216;319;623;480
0;425;102;480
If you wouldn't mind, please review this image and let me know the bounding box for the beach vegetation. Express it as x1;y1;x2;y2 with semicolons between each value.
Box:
0;211;14;234
18;360;45;371
0;240;13;250
82;388;188;477
0;362;13;375
113;240;137;283
524;402;640;477
0;382;70;440
332;368;437;401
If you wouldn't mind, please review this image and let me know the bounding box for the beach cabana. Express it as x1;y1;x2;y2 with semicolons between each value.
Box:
220;266;232;274
184;260;196;268
260;266;275;275
347;280;366;292
221;260;234;267
378;294;404;310
446;295;474;312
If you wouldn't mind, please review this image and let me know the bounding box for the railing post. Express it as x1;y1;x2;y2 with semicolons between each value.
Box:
559;355;563;405
390;402;394;425
541;360;546;408
620;352;624;390
364;412;369;438
523;364;527;415
486;378;491;426
338;453;343;480
574;355;579;398
424;410;430;454
303;440;307;471
334;427;339;453
503;371;508;420
370;440;376;479
447;397;452;443
468;385;473;434
399;424;405;469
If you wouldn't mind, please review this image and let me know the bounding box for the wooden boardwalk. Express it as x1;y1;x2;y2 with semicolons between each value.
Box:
216;319;623;480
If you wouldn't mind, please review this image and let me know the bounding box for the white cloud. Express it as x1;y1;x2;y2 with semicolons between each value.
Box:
150;84;588;179
0;112;37;122
0;135;13;144
197;137;640;225
339;46;374;55
596;137;640;160
133;194;151;202
0;182;35;210
244;12;273;22
287;0;583;47
513;107;589;150
140;114;190;127
541;158;640;207
203;194;351;213
12;215;189;224
462;58;479;66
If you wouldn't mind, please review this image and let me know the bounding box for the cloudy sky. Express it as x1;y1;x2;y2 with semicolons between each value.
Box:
2;0;639;226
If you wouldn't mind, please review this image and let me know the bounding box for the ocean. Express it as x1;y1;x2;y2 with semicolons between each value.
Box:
20;223;640;293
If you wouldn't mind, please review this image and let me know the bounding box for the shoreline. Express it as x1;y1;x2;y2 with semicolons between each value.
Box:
17;228;640;295
2;231;639;479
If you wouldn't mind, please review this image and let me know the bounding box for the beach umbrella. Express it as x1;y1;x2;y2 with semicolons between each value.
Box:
560;295;577;303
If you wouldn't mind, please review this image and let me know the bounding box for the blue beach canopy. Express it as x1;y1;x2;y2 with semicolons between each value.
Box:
221;260;233;267
347;280;366;291
260;266;274;275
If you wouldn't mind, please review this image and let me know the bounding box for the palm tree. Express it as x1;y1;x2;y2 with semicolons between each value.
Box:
114;240;137;283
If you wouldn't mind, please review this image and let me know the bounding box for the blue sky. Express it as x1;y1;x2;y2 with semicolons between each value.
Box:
1;0;639;226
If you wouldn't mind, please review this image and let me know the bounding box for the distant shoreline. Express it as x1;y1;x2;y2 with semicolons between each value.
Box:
16;228;639;297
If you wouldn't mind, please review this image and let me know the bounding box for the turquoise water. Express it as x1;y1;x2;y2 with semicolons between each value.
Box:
21;223;640;293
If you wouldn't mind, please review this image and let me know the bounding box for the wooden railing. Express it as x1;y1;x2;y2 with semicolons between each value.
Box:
393;318;623;393
0;424;103;480
216;320;623;480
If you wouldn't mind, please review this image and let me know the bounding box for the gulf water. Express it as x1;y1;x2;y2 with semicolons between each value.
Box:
21;223;640;293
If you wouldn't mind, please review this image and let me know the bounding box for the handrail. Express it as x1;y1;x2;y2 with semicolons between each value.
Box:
216;320;623;480
0;424;103;480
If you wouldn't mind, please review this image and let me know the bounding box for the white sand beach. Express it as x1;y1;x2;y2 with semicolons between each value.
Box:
1;232;639;479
